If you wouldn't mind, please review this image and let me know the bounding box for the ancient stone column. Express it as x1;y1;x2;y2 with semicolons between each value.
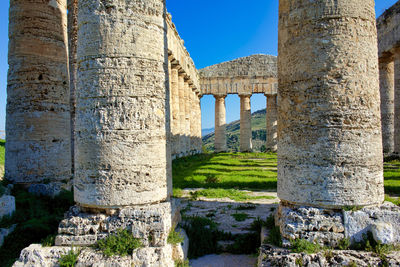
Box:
394;52;400;154
266;94;277;152
190;89;196;154
184;80;191;155
178;73;186;157
214;95;227;152
6;0;71;185
278;0;384;208
68;0;78;174
239;94;252;152
379;57;395;154
196;93;203;153
74;0;171;207
170;66;180;159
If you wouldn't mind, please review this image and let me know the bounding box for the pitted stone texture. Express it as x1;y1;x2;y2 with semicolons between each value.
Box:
344;202;400;244
68;0;78;172
214;95;227;153
266;94;277;152
258;245;400;267
379;59;395;154
56;202;173;247
75;0;170;207
277;0;384;208
13;244;72;267
0;195;15;218
277;204;345;247
6;0;71;184
13;245;174;267
240;95;252;152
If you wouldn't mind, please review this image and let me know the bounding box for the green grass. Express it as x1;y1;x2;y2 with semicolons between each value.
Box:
173;153;400;201
167;228;184;245
172;152;278;193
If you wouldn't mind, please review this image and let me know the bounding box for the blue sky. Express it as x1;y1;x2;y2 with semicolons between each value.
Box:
0;0;398;132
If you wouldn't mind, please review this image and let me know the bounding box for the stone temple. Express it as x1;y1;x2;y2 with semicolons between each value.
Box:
3;0;400;266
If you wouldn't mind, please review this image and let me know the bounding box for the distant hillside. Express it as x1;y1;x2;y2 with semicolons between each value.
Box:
202;109;267;152
201;127;215;137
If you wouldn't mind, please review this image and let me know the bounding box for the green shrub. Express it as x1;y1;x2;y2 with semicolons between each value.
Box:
295;257;304;267
265;226;282;247
337;238;350;250
96;229;142;257
290;239;321;254
231;213;249;222
168;229;184;245
58;248;80;267
264;214;275;229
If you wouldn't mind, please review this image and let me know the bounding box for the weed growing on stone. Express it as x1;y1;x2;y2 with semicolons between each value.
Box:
265;226;282;247
173;188;184;198
290;239;322;254
323;249;334;262
342;205;362;212
167;228;184;245
337;238;351;250
58;248;80;267
41;234;56;247
96;229;142;257
174;259;191;267
231;212;249;222
295;257;304;267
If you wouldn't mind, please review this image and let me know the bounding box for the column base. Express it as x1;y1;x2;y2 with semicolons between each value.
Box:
277;201;400;248
56;200;180;247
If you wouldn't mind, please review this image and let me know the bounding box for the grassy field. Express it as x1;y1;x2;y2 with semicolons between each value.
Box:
173;152;400;198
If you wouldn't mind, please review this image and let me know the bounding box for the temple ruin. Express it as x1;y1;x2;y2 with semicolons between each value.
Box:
5;0;400;266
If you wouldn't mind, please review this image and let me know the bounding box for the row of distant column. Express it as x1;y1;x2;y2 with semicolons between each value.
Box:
168;63;202;159
379;53;400;155
214;93;277;153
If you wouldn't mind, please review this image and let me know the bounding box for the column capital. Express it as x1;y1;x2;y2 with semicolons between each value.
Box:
213;94;227;99
238;93;252;98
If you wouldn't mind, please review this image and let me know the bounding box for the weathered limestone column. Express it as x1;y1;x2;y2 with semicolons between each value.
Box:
178;73;186;157
394;51;400;154
74;0;171;207
6;0;71;185
379;57;395;154
214;95;227;152
196;93;203;153
239;94;252;152
190;89;196;154
68;0;78;174
184;80;191;155
277;0;385;246
170;66;180;158
266;94;277;152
